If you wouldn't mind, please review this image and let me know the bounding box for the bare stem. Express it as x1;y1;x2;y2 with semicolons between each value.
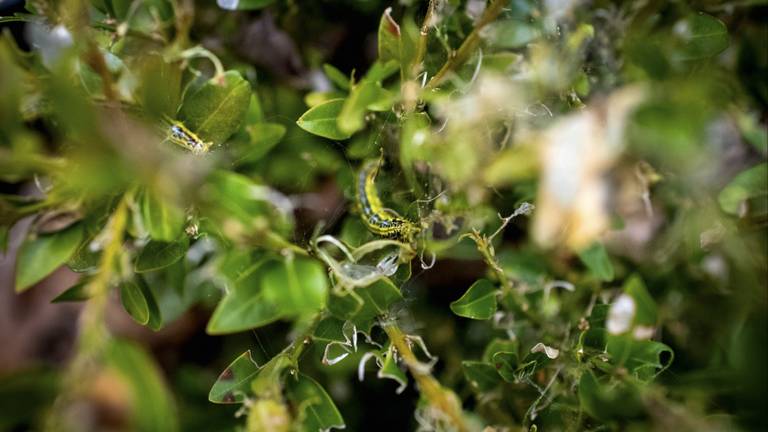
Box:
383;324;468;432
425;0;506;89
413;0;437;74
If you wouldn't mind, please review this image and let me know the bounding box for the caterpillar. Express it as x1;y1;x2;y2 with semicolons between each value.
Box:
356;158;421;243
162;116;212;155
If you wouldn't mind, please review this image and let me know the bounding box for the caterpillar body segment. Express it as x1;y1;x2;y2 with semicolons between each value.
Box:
356;159;421;243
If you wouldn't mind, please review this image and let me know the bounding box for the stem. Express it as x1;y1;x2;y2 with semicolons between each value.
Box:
413;0;437;74
383;324;468;432
287;313;324;366
45;192;131;429
425;0;506;89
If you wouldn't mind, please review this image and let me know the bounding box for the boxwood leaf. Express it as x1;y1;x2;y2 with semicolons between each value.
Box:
178;70;251;145
286;373;345;431
296;98;350;140
51;278;91;303
578;242;614;282
104;339;178;432
262;257;328;316
206;260;284;334
239;122;286;163
15;223;83;292
678;13;729;60
450;279;498;320
140;187;185;242
378;7;400;63
134;238;188;273
323;64;350;90
209;350;260;404
462;361;501;392
718;163;767;217
120;281;150;325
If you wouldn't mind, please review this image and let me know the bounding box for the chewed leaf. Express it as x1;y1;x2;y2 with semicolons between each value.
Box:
209;351;260;404
450;279;498;320
378;345;407;394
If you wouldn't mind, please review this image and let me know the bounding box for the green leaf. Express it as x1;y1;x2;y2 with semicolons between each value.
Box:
262;257;328;316
51;279;90;303
251;353;291;395
492;351;519;383
134;239;188;273
323;64;350;90
607;337;674;381
206;260;284;334
578;371;643;421
104;339;179;432
678;13;729;60
482;338;518;363
137;54;182;118
462;361;501;392
286;373;345;431
450;279;498;320
140;187;185;242
377;7;400;63
178;70;251;145
216;0;275;10
296;99;351;140
624;274;657;326
209;350;260;404
120;281;150;325
240;122;286;162
378;345;407;393
328;278;403;333
578;242;615;282
718;163;767;217
15;223;83;292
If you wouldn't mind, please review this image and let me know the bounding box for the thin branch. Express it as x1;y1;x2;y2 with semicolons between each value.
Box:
425;0;506;89
383;324;468;432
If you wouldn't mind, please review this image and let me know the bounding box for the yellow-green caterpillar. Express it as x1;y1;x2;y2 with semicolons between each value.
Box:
162;116;211;155
356;158;421;243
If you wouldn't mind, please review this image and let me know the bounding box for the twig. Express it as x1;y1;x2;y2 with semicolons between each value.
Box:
413;0;438;74
425;0;506;89
383;324;468;432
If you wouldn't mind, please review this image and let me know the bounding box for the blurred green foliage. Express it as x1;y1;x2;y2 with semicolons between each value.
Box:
0;0;766;431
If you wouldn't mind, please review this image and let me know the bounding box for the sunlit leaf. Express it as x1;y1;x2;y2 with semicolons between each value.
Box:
296;99;350;140
450;279;498;320
140;187;185;242
262;257;328;316
178;70;251;145
15;223;83;292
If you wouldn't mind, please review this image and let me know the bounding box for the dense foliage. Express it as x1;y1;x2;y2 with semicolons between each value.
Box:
0;0;766;431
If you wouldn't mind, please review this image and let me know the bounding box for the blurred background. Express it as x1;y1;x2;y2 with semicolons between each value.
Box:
1;0;766;431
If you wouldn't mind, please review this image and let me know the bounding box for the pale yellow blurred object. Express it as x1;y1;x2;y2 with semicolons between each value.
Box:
533;86;646;250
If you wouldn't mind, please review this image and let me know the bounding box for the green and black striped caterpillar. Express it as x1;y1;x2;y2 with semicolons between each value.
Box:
356;158;421;243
